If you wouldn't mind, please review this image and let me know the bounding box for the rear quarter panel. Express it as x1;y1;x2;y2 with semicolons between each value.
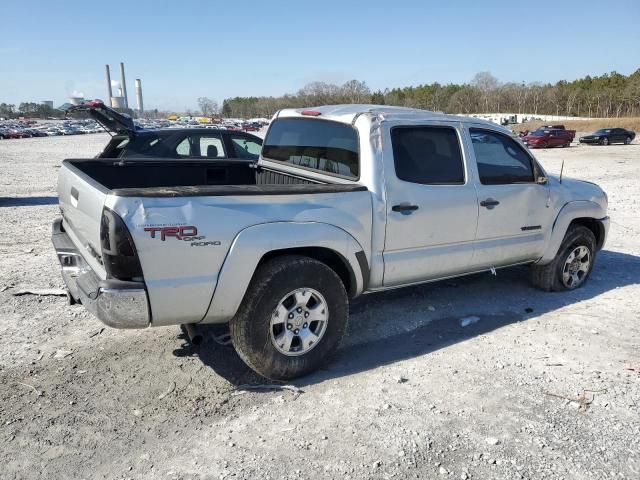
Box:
106;190;372;326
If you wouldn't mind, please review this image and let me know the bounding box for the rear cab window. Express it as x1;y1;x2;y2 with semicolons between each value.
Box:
262;118;359;179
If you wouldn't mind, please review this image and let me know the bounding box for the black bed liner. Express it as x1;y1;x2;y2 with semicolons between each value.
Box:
64;159;367;198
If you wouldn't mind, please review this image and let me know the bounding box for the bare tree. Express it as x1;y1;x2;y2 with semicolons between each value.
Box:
197;97;219;116
471;72;499;112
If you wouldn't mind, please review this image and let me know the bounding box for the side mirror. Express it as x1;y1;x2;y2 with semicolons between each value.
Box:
536;175;548;185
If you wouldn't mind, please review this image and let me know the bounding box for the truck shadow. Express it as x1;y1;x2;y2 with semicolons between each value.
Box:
0;196;58;207
172;249;640;387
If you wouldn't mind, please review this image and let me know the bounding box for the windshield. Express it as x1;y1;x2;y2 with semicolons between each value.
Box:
262;118;359;178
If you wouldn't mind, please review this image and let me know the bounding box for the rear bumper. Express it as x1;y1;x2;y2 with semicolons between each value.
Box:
52;218;150;329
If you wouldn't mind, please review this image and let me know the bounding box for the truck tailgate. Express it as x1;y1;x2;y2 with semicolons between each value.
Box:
57;161;108;277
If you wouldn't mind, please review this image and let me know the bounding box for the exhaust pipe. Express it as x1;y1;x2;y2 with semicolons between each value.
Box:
183;323;203;345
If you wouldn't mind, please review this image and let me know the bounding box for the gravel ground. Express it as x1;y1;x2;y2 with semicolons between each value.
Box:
0;133;639;480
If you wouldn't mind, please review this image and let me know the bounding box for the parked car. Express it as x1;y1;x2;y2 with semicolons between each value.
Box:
539;125;576;141
522;128;573;148
579;128;635;146
6;129;31;139
67;101;263;160
53;105;609;379
25;129;48;137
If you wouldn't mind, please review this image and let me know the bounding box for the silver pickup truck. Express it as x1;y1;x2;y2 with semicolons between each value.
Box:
53;105;609;379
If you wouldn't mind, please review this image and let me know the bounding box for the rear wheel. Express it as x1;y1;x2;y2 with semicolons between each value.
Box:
230;255;349;380
530;225;596;292
600;137;610;146
625;136;632;145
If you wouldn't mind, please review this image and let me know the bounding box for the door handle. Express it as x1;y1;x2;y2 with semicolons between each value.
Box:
480;198;500;209
70;187;79;208
392;203;419;213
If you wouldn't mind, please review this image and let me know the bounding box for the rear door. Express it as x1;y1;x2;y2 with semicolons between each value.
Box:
382;122;479;286
549;130;563;146
466;127;554;267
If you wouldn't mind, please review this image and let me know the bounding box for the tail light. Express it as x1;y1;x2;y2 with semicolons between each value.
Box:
100;208;143;281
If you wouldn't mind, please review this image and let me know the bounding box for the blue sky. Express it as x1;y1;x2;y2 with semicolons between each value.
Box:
1;0;639;111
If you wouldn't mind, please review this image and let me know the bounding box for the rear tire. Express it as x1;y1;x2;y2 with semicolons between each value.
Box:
531;225;596;292
230;255;349;380
625;136;631;145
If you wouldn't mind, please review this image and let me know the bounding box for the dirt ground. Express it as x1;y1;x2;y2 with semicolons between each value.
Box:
0;132;638;480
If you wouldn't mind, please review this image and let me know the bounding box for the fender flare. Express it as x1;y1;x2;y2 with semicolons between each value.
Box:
201;221;367;323
538;200;607;264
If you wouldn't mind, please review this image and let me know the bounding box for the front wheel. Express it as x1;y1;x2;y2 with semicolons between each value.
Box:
600;137;610;146
530;225;596;291
230;255;348;379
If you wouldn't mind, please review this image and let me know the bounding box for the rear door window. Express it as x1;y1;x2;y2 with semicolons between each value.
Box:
229;135;262;159
262;118;359;178
391;126;465;184
199;136;225;158
175;134;226;158
470;128;534;184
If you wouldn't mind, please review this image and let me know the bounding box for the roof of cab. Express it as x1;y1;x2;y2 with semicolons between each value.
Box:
276;104;506;131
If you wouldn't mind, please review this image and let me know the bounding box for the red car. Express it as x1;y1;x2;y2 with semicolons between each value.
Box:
6;129;32;139
522;128;573;148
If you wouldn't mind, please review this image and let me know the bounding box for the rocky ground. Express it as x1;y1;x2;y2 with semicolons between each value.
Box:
0;133;638;480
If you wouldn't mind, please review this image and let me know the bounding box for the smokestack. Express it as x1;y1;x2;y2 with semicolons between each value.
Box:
120;62;128;109
135;79;143;114
105;64;113;99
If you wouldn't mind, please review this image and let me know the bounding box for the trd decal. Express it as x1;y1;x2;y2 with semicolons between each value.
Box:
143;225;220;246
144;225;198;241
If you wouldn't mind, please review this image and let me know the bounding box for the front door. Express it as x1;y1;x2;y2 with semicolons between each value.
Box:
382;123;479;286
466;127;554;268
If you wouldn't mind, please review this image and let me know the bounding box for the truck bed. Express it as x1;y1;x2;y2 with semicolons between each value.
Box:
57;157;373;327
65;159;367;197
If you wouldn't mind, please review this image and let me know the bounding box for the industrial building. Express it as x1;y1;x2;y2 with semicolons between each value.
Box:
104;62;144;115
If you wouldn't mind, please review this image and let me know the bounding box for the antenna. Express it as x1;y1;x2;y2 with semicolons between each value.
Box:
559;159;565;184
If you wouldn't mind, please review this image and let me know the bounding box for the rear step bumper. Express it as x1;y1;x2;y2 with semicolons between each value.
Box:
52;218;150;329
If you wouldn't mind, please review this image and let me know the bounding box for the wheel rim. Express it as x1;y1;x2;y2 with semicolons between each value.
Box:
562;246;591;289
269;288;329;356
625;137;631;145
603;138;609;145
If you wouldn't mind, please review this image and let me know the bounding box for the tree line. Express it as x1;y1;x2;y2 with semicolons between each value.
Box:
220;70;640;119
0;102;63;119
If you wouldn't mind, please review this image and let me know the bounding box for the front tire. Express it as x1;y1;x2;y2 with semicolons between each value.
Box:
600;137;610;146
230;255;349;380
531;225;596;292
